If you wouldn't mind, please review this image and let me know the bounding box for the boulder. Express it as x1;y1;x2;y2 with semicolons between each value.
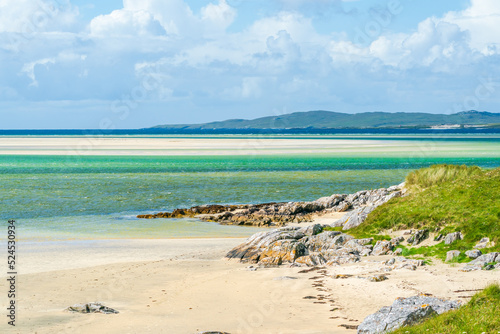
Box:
446;250;461;262
357;296;460;334
66;303;118;314
465;249;482;259
463;252;500;271
474;237;494;249
372;241;393;256
407;229;429;246
444;232;463;245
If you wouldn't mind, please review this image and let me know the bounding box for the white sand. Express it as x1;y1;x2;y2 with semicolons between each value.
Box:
1;136;496;156
1;238;498;334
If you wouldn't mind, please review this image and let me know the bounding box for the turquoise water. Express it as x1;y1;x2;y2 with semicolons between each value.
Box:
2;136;500;240
3;155;500;220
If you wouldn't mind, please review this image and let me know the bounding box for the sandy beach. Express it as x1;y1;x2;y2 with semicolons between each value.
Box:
1;136;499;156
2;235;498;334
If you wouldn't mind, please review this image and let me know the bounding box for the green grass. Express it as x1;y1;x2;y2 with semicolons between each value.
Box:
391;284;500;333
351;165;500;255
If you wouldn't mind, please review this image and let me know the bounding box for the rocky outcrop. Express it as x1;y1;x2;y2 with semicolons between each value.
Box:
444;232;463;245
407;229;429;246
226;225;375;266
138;184;405;227
66;303;118;314
137;204;240;219
357;296;460;334
224;225;420;268
331;185;404;230
462;252;500;271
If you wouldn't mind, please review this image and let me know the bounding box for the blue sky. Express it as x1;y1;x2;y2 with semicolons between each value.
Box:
0;0;499;129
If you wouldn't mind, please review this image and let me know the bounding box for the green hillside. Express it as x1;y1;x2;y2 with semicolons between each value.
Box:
352;165;500;257
153;110;500;129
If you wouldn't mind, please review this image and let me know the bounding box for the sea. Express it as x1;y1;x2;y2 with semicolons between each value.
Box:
1;133;500;241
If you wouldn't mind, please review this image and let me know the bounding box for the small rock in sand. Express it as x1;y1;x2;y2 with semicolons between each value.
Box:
66;302;118;314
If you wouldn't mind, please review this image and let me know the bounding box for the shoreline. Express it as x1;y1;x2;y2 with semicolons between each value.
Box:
3;237;499;334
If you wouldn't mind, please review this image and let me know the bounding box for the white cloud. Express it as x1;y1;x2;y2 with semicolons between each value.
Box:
441;0;500;54
201;0;236;33
90;9;165;36
21;57;55;87
0;0;78;33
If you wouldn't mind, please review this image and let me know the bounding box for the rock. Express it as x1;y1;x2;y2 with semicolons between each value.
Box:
407;229;429;246
340;206;377;230
298;224;323;236
385;258;395;266
465;249;482;259
434;234;444;242
385;257;424;271
463;252;500;271
393;248;403;256
390;236;405;245
367;274;388;282
357;296;460;334
446;250;461;262
372;241;393;256
474;237;494;249
66;303;118;314
444;232;463;245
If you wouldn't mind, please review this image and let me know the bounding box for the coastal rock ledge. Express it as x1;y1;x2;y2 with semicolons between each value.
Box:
138;184;405;227
225;224;422;268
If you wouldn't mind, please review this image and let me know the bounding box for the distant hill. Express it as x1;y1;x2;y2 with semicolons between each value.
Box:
152;110;500;130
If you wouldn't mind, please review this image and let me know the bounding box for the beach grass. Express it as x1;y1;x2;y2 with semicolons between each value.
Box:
351;165;500;260
391;284;500;333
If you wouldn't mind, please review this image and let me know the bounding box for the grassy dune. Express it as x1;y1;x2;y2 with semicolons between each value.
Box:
352;165;500;258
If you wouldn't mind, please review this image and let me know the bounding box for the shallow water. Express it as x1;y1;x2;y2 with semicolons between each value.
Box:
2;135;499;240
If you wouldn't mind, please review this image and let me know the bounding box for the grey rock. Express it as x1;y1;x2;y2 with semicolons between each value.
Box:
385;258;396;266
474;237;493;249
434;234;444;242
463;252;500;271
66;303;118;314
367;274;388;282
465;249;482;259
390;236;405;245
298;224;323;236
372;241;393;256
407;229;429;246
341;206;376;230
357;296;460;334
444;232;463;245
393;248;403;255
446;250;461;262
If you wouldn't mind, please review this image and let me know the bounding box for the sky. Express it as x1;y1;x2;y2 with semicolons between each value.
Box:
0;0;499;129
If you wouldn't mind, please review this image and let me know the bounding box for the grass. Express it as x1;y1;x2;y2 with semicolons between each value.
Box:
391;284;500;333
350;165;500;257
